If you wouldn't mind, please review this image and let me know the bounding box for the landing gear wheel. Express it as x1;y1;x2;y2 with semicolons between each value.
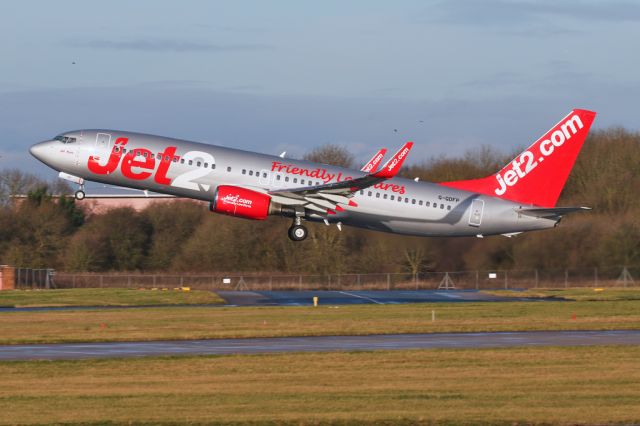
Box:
74;190;86;200
288;225;308;241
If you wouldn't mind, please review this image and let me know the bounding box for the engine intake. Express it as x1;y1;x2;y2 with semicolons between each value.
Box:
210;185;272;220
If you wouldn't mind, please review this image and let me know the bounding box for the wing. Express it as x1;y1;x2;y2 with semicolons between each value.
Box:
269;142;413;215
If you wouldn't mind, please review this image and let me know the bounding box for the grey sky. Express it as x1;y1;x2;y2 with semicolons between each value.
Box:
1;0;638;177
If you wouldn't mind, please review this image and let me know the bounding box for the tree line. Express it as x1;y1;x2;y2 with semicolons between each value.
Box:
1;127;639;273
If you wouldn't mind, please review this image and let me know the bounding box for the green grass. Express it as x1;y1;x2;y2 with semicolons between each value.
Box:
485;287;640;301
1;300;640;345
0;288;224;308
1;346;639;424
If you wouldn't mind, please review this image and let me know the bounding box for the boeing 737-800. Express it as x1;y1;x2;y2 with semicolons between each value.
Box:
30;109;596;241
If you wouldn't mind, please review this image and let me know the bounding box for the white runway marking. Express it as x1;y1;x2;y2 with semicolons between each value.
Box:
338;291;383;304
434;292;462;299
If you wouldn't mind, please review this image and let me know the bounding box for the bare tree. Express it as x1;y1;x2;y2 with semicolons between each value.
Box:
303;144;354;168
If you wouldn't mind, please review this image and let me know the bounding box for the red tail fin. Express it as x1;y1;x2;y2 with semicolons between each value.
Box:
440;109;596;207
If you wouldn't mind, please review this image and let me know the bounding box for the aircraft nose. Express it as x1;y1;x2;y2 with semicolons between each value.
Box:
29;141;53;161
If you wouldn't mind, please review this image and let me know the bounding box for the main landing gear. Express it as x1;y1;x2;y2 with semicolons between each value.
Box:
288;217;308;241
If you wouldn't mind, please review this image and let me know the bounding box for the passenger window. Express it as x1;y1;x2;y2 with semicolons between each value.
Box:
405;198;409;203
293;178;297;183
426;201;430;207
227;166;231;172
433;203;437;208
376;193;380;198
285;176;290;182
390;195;395;201
263;172;267;178
398;197;402;202
204;162;208;167
447;205;452;210
165;156;170;161
383;194;388;199
412;199;416;204
440;204;444;209
180;159;185;164
156;154;161;159
189;160;193;166
419;200;423;206
173;158;178;163
301;179;305;185
368;191;372;197
249;170;253;176
242;169;246;174
212;164;216;169
197;161;201;167
276;174;281;180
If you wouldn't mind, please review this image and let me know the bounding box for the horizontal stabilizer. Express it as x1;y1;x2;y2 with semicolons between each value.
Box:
516;206;591;219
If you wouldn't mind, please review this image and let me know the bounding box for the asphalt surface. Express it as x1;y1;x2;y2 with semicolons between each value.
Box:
217;290;541;306
1;330;638;361
0;290;544;312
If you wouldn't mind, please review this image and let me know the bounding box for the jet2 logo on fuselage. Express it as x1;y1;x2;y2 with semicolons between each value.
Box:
87;137;214;191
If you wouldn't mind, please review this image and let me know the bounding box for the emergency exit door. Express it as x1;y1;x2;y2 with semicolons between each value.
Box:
468;199;484;227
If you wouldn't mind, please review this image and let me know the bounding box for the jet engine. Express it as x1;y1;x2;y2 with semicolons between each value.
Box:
210;185;273;220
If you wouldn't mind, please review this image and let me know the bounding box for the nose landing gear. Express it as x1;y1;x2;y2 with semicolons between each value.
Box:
74;184;86;200
288;217;308;241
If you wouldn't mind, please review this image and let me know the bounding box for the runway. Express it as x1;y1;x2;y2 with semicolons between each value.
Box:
1;330;638;361
0;290;545;312
217;289;542;306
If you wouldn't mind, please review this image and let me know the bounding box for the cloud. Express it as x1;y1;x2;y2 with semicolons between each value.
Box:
2;84;639;179
66;39;272;53
427;0;640;27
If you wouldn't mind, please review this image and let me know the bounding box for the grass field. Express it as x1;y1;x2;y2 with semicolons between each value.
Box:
1;299;640;345
0;288;224;307
1;346;639;424
485;287;640;301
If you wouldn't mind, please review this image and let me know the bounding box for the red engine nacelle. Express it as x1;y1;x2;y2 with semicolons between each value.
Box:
210;185;272;220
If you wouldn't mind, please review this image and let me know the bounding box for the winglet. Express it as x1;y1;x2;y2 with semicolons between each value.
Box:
373;142;413;178
361;148;387;173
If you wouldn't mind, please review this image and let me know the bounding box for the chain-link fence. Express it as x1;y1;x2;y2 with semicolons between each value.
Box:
14;268;56;289
52;266;639;291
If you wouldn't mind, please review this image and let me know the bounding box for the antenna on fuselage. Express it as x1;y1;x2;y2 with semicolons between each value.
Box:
279;151;286;158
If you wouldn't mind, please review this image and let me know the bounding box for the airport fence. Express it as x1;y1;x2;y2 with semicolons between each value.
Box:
15;268;56;289
52;266;639;291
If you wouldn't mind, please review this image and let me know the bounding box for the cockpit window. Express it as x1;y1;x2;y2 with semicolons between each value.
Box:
54;135;77;144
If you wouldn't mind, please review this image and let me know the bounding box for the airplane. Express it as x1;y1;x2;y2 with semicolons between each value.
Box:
30;108;596;242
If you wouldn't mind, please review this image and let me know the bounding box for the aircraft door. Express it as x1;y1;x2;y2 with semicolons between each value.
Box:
468;199;484;227
259;169;271;186
95;133;112;152
74;146;80;167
